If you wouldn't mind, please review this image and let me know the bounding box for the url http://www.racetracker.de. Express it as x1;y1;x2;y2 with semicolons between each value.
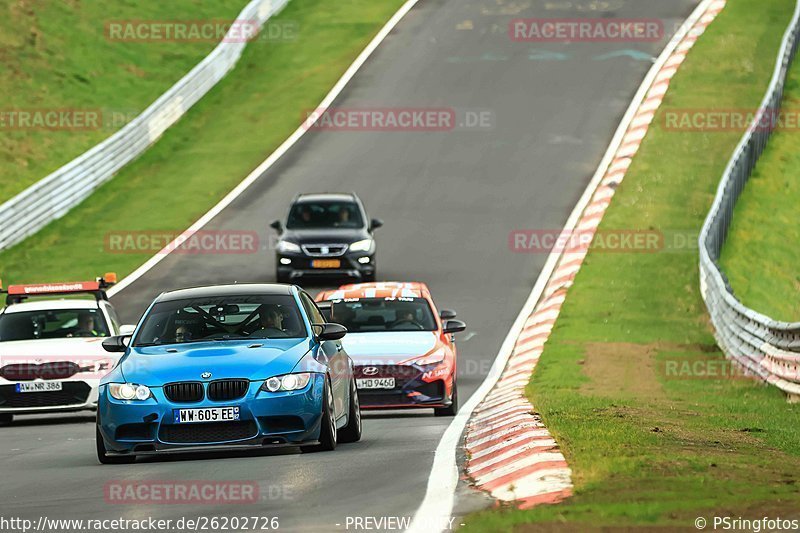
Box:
1;516;281;532
1;515;460;532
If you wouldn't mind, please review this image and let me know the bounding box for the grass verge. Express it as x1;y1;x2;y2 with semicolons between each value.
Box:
462;0;800;530
0;0;246;202
718;51;800;321
0;0;406;284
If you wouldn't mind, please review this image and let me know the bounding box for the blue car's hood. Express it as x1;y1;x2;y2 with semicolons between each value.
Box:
120;339;312;385
342;331;439;365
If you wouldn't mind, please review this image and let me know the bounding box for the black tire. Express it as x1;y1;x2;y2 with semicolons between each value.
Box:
276;271;290;284
96;425;135;464
338;377;362;443
362;270;376;282
0;413;13;425
434;379;458;417
301;377;337;452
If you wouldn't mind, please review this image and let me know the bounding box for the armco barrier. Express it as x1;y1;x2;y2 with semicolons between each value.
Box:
699;0;800;399
0;0;289;251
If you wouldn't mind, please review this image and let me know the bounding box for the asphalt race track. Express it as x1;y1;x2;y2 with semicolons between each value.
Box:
1;0;698;531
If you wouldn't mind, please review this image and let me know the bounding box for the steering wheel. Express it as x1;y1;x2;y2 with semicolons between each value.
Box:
390;319;424;330
68;330;96;338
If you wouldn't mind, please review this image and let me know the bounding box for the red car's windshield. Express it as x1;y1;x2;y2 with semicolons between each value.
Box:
328;297;436;332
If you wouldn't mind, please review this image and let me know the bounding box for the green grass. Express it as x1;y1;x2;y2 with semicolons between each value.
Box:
718;55;800;321
0;0;248;203
0;0;406;284
462;0;800;531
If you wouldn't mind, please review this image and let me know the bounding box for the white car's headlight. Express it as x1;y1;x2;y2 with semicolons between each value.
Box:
261;373;312;392
349;239;373;252
108;383;151;401
276;240;301;253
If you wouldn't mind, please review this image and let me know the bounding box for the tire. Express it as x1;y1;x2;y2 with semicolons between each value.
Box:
362;270;376;282
338;377;362;443
96;425;135;464
0;413;13;425
301;377;337;452
276;271;290;284
434;379;458;417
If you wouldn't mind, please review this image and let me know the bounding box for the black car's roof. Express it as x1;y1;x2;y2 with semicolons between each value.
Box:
294;192;358;204
155;284;296;303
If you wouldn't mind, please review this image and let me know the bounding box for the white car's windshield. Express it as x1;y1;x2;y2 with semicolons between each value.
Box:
0;308;110;341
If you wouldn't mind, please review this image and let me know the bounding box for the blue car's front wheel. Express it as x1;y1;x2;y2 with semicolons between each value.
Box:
301;377;337;453
338;377;362;443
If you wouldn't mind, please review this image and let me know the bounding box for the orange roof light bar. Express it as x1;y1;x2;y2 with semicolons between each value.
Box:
1;273;117;306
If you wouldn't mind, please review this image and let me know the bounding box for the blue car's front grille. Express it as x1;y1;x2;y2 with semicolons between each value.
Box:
158;421;258;444
164;382;204;403
208;379;249;401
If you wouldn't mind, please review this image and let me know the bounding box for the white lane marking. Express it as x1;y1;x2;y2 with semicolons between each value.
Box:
107;0;425;298
406;1;721;530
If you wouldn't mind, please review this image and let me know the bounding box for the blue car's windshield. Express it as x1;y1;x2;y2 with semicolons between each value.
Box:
133;294;305;347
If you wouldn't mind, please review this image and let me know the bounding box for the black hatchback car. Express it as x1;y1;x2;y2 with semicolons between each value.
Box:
271;193;382;283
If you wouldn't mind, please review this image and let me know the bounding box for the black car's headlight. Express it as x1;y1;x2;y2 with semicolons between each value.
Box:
348;239;373;252
276;240;301;253
261;373;312;392
108;383;152;401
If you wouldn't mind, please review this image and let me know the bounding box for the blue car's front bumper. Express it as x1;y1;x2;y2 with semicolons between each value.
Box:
97;375;325;455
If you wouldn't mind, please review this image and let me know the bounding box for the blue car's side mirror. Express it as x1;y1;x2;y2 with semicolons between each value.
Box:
315;323;347;341
102;335;130;353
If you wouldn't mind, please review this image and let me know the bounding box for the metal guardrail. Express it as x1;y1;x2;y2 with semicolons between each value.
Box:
0;0;289;251
699;0;800;399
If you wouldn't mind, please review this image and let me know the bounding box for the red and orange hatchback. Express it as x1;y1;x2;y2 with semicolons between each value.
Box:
316;282;465;416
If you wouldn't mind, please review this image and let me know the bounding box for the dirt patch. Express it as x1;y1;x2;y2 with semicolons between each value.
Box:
579;342;666;400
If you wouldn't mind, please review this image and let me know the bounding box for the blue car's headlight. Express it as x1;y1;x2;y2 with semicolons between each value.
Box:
261;373;312;392
108;383;152;401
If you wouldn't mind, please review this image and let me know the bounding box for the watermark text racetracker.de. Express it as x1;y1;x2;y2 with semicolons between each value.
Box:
104;230;262;255
105;19;299;43
0;108;144;132
508;229;699;254
509;18;664;42
301;107;495;132
104;480;293;504
663;107;800;132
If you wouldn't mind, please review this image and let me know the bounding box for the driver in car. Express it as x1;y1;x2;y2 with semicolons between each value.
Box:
251;305;285;337
392;309;422;330
70;313;99;337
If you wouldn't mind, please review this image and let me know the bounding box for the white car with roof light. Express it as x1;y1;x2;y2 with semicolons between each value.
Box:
0;274;134;423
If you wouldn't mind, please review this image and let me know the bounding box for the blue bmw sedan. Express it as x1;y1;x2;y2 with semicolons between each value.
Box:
96;284;361;464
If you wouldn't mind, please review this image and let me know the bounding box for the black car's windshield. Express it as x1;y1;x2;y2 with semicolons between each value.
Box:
286;201;364;230
0;308;110;341
133;294;306;347
328;297;436;332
